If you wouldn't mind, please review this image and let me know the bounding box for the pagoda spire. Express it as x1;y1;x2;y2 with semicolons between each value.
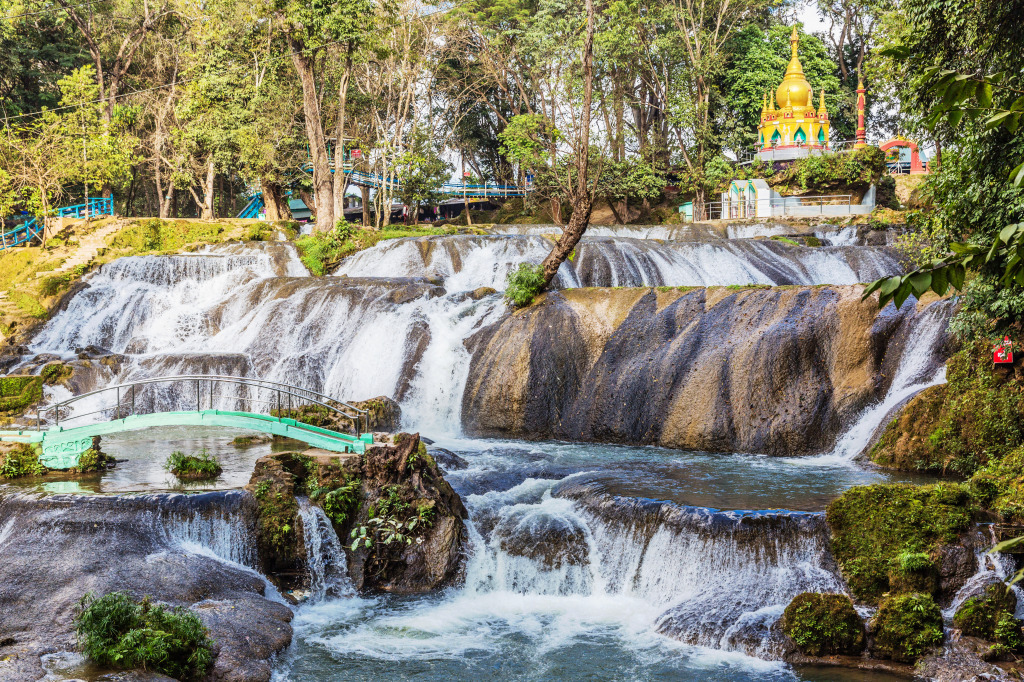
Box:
818;89;827;116
790;25;799;58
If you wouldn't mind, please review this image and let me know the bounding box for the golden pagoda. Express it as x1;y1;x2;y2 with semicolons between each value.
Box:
758;27;830;155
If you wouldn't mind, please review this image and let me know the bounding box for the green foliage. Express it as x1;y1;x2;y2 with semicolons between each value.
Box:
75;448;106;473
394;127;453;215
876;176;900;210
953;583;1021;646
164;448;222;480
504;262;546;307
40;264;89;297
771;147;886;191
294;222;360;276
0;443;46;479
780;593;866;657
75;592;214;681
308;476;362;526
826;483;975;603
871;593;944;663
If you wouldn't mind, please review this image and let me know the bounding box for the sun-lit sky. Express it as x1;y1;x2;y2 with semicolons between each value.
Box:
796;1;829;36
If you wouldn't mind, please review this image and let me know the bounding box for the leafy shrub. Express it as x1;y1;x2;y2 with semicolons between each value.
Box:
826;483;975;603
308;477;361;526
295;226;350;276
0;443;46;478
780;592;866;656
504;262;546;307
75;592;214;681
871;593;944;663
164;448;222;480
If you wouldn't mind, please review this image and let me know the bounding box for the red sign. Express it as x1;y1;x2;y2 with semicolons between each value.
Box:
463;172;471;178
994;336;1014;364
352;149;362;159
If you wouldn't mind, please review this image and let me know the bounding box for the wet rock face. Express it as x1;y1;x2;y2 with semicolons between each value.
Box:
463;286;945;455
494;507;589;569
0;491;291;682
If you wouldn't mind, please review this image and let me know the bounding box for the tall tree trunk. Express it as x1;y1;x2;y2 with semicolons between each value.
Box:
333;48;353;223
261;180;282;221
289;39;335;232
360;185;371;227
539;0;596;288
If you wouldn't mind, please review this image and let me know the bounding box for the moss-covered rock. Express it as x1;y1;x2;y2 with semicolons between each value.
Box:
826;483;975;603
780;593;866;656
272;395;401;434
871;384;948;472
870;592;944;663
245;455;305;582
0;374;43;415
887;550;939;595
40;361;73;386
954;583;1023;646
871;345;1024;476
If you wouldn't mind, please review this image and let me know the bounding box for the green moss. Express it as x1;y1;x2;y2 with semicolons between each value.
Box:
953;583;1022;646
41;361;73;385
0;443;46;478
0;375;43;413
780;593;866;656
873;345;1024;476
871;593;944;663
74;448;110;473
770;236;801;247
165;448;222;480
75;591;214;681
803;235;823;247
826;483;975;603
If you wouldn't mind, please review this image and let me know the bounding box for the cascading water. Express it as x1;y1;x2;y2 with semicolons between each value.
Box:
804;298;955;465
298;500;355;602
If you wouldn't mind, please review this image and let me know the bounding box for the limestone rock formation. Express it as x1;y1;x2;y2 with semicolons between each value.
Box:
463;286;948;455
0;491;291;682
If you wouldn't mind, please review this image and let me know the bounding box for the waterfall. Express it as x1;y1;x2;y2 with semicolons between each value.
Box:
806;299;955;464
298;499;354;601
334;235;901;289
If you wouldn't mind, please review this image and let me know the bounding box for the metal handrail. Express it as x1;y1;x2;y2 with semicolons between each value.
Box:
36;374;370;435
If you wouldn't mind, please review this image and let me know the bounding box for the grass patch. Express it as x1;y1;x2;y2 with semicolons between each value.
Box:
9;290;47;318
770;236;801;247
295;221;461;276
75;591;214;681
109;218;226;254
165;448;222;480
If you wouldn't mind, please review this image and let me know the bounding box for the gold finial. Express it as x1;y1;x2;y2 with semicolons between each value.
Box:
790;26;799;57
818;88;826;112
807;87;814;108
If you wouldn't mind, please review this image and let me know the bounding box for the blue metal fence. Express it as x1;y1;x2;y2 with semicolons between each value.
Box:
1;197;115;251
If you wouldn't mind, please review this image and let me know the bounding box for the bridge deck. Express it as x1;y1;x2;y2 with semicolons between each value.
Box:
0;410;373;469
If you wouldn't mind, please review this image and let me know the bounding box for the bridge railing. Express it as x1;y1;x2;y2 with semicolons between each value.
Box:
37;375;370;436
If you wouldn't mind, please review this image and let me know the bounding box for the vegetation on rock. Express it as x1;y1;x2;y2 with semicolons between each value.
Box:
871;344;1024;477
165;448;223;480
40;361;74;385
504;263;546;307
75;591;214;681
780;593;866;657
0;443;46;478
953;583;1024;649
825;483;975;603
870;592;944;663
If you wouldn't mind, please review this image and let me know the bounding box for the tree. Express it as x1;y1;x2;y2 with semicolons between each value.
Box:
394;127;451;224
862;0;1024;340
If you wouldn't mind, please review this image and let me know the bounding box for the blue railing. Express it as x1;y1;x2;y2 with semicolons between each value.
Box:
1;198;114;251
237;194;264;219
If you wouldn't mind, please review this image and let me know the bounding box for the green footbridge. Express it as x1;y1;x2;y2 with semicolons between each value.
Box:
0;375;373;469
